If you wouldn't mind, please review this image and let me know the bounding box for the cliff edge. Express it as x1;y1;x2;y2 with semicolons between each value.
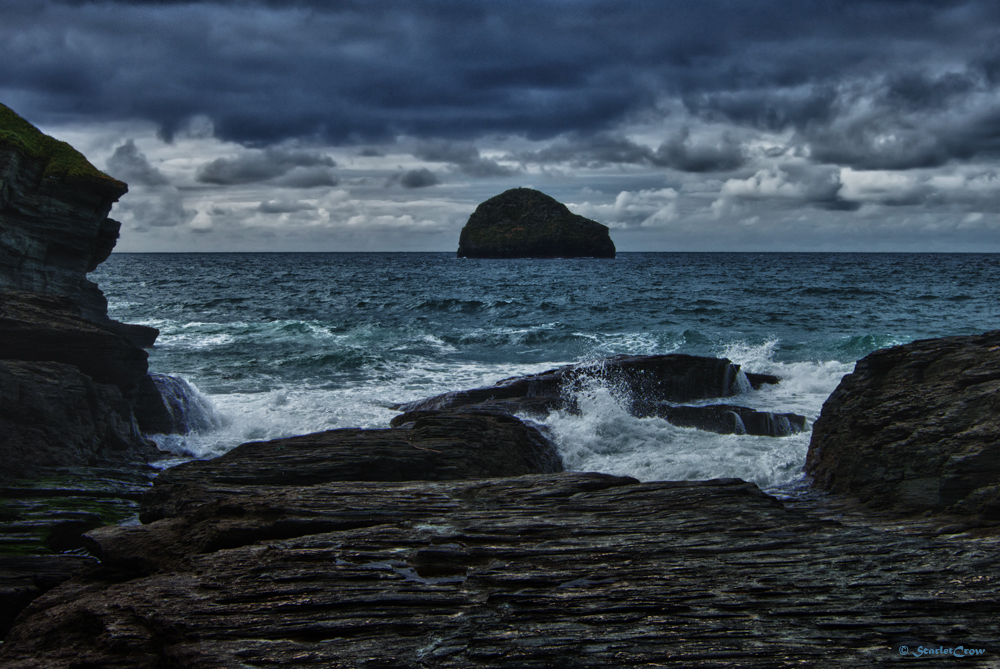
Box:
0;103;141;329
457;188;615;259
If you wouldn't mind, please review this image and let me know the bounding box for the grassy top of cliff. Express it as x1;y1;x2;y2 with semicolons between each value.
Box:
0;102;126;192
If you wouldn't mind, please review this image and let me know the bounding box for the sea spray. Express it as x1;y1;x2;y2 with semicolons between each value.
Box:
91;252;1000;483
538;339;849;492
149;373;226;434
540;374;813;491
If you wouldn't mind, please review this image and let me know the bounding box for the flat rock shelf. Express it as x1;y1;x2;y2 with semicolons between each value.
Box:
2;471;998;667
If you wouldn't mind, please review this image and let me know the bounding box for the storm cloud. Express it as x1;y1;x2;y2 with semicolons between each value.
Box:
4;0;1000;251
197;147;337;187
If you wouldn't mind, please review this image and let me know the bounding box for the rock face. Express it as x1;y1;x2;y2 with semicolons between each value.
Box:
0;359;156;481
0;291;161;481
0;105;168;635
457;188;615;258
393;354;801;438
808;331;1000;518
0;291;150;398
1;103;126;324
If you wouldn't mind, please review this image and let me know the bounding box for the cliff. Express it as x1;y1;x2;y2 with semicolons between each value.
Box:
0;106;169;636
457;188;616;258
0;103;132;325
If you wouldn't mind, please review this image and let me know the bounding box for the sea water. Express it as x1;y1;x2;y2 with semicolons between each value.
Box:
91;252;1000;493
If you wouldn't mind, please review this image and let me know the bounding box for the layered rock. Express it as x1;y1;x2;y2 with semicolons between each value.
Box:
0;105;167;635
807;331;1000;519
0;360;156;481
0;291;150;398
4;471;999;666
457;188;616;258
1;103;124;322
393;354;801;438
141;410;563;522
0;465;155;638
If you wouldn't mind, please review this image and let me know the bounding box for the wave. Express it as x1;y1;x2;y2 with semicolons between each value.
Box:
538;377;810;491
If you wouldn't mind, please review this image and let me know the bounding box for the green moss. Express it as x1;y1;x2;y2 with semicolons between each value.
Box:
0;102;125;190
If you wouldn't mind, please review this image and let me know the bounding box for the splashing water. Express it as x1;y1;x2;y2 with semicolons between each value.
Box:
91;252;1000;486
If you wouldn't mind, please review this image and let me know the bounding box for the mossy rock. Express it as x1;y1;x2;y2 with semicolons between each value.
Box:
0;102;126;192
458;188;615;259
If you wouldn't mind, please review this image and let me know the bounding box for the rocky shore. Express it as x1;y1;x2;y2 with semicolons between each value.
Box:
2;103;999;665
4;335;1000;665
0;104;179;637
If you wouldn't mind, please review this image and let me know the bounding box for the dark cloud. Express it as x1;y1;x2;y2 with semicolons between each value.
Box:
197;147;336;185
653;129;745;173
1;2;991;142
105;139;170;186
3;0;1000;182
258;199;316;214
520;131;746;173
398;168;439;189
412;140;517;177
118;191;196;229
524;134;653;167
104;138;196;228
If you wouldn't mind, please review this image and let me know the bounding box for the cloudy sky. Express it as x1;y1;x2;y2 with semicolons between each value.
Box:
4;0;1000;252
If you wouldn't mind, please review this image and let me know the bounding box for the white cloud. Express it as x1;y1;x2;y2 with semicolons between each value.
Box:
570;187;679;228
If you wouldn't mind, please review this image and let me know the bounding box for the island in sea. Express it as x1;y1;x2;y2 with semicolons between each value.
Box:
457;187;616;258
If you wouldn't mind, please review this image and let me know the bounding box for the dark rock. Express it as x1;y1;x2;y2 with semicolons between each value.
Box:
0;360;159;482
3;472;999;667
132;373;221;435
0;103;129;324
141;409;563;523
394;354;806;437
131;375;176;434
807;330;1000;517
745;371;781;389
0;291;150;398
396;354;750;415
0;555;95;639
641;403;807;437
457;188;615;258
0;105;167;641
0;465;155;638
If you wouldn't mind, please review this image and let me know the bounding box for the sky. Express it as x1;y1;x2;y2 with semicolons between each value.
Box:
3;0;1000;252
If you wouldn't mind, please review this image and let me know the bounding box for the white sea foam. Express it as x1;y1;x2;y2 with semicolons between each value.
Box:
539;380;810;490
148;361;567;462
147;338;850;492
537;339;852;491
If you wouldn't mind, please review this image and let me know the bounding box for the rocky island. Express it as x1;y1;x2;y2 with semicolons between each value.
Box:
457;188;616;259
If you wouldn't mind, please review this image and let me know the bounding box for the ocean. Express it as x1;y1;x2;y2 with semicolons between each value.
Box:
92;252;1000;495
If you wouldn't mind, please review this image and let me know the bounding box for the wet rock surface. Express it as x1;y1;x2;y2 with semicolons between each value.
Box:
0;291;151;399
808;330;1000;520
0;360;157;481
457;188;616;259
393;354;799;437
141;410;563;523
2;472;998;667
0;465;155;639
